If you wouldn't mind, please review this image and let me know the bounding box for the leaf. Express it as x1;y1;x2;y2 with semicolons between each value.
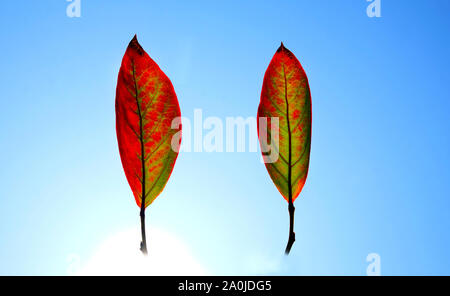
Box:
257;43;311;203
116;35;181;209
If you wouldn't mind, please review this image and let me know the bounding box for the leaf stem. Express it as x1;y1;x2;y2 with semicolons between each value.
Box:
285;200;295;254
140;206;148;255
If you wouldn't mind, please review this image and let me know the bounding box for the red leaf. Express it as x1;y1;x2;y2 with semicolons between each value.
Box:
257;43;312;203
116;35;181;209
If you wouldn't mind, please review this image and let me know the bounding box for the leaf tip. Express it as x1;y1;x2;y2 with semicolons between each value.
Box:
276;42;294;57
277;42;285;52
128;34;144;55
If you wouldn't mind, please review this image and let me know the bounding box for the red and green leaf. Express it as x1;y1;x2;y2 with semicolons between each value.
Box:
257;43;312;203
116;35;181;209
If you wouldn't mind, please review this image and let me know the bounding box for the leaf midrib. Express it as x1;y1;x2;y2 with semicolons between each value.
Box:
132;61;147;207
282;63;293;202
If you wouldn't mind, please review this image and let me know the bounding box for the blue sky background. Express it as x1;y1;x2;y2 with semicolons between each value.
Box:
0;0;449;275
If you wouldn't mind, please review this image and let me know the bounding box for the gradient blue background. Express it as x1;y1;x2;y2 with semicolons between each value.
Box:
0;0;449;275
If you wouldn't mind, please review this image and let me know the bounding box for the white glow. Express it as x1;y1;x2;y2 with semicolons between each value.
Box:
78;226;208;276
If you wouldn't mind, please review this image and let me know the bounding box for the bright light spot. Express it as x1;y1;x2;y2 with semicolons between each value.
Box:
78;226;208;276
